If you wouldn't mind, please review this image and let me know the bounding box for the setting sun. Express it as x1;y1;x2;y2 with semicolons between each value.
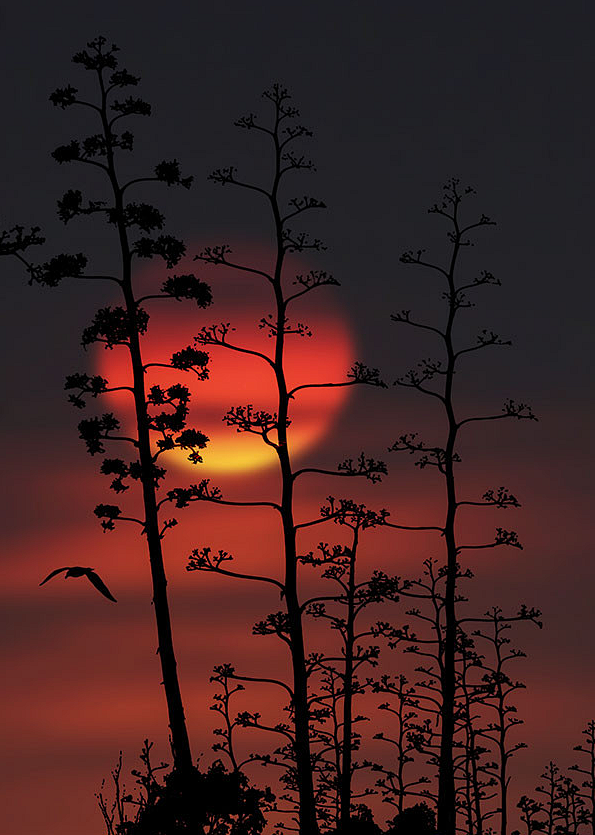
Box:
97;257;355;474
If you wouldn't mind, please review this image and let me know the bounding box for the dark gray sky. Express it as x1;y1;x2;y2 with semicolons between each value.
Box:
1;3;594;834
2;1;594;426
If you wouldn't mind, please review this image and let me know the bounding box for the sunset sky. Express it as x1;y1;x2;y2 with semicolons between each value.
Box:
2;3;595;834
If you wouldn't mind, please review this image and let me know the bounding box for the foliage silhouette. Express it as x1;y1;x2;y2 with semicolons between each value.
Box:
301;498;400;828
570;720;595;835
21;35;213;775
471;607;542;835
377;548;540;832
371;674;432;814
0;224;44;263
515;759;591;835
98;741;274;835
330;804;383;834
180;84;386;835
386;180;537;835
385;802;437;835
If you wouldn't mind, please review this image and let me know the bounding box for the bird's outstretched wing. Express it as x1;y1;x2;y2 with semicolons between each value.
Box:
39;567;69;586
86;569;117;602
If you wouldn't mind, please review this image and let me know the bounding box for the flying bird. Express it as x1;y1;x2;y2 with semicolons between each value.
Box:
39;566;117;602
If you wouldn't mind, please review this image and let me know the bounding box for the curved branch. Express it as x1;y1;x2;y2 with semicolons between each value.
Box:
288;379;361;399
395;379;446;402
399;252;449;278
159;494;282;513
191;563;285;594
72;157;110;174
196;251;274;284
103;386;135;395
121;176;160;194
384;520;444;533
195;328;275;368
136;294;179;304
117;515;145;527
455;341;511;360
104;434;139;446
391;311;446;340
294;512;342;531
228;672;294;699
292;467;381;481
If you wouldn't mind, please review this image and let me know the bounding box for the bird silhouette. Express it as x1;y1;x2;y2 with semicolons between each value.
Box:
39;566;117;602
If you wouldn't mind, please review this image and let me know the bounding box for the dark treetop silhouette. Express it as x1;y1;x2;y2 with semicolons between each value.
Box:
301;498;400;829
571;720;595;835
18;36;214;777
386;180;537;835
97;741;275;835
173;84;386;835
510;723;595;835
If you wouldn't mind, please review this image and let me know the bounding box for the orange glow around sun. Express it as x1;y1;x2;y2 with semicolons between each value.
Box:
97;252;355;475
